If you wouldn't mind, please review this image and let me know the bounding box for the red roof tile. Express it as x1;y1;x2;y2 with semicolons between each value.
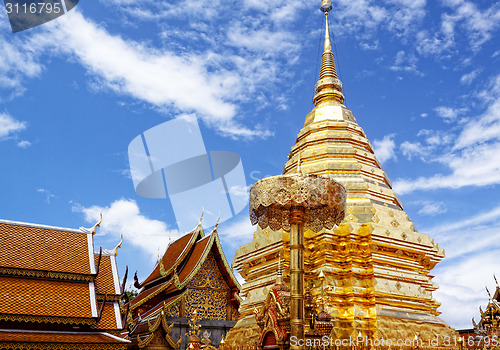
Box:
178;236;211;284
141;231;196;286
0;276;93;319
139;294;180;320
0;221;92;275
130;281;170;310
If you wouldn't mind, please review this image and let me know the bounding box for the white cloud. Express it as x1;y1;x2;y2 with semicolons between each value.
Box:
373;134;396;164
400;129;454;161
17;140;31;148
434;251;498;329
0;112;27;139
455;76;500;149
400;141;425;160
415;200;447;216
460;69;481;85
74;198;180;259
37;12;236;121
390;50;421;75
0;40;43;99
394;75;500;194
417;1;500;56
37;188;55;203
434;106;467;123
394;141;500;194
218;214;255;247
423;207;500;328
2;7;286;139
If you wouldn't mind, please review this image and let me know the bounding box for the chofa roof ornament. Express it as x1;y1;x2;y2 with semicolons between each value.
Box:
79;213;102;235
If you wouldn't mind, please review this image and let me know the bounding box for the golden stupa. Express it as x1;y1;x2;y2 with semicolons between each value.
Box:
224;0;457;347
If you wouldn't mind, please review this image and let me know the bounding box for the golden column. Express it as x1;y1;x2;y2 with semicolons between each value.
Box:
290;206;305;344
249;173;346;349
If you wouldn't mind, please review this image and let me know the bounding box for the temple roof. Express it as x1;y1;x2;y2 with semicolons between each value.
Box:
0;220;94;276
0;276;95;320
0;218;125;334
128;227;240;316
140;226;202;288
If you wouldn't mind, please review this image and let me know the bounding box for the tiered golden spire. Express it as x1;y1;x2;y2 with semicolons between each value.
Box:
313;0;345;106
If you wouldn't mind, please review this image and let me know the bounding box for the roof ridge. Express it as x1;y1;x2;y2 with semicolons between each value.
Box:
140;226;205;288
0;219;86;234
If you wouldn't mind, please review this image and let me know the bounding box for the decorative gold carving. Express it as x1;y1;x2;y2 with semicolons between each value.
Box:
164;300;180;318
137;307;182;349
189;252;229;290
249;174;346;232
254;278;290;346
0;267;94;282
186;288;228;320
0;313;95;325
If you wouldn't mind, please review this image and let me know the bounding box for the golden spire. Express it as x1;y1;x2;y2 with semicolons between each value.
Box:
313;0;345;106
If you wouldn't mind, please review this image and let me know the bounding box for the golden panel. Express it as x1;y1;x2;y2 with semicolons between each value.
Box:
185;288;228;320
188;252;229;291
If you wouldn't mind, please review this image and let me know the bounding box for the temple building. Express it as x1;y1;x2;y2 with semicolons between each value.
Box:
457;277;500;349
0;218;129;349
224;1;457;347
123;220;241;349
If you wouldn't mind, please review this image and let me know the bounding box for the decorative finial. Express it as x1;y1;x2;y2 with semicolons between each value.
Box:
313;0;345;106
487;286;492;300
495;274;499;289
214;211;221;231
79;213;102;235
112;234;123;257
320;0;332;13
198;207;204;227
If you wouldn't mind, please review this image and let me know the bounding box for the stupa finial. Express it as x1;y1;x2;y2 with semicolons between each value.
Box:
313;0;345;106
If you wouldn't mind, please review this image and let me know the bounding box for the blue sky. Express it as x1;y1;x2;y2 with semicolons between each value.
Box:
1;0;500;330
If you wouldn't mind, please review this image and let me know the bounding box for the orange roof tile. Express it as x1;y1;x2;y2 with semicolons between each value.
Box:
96;303;120;330
0;221;92;275
0;329;129;344
141;230;196;286
94;255;118;296
0;276;93;319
